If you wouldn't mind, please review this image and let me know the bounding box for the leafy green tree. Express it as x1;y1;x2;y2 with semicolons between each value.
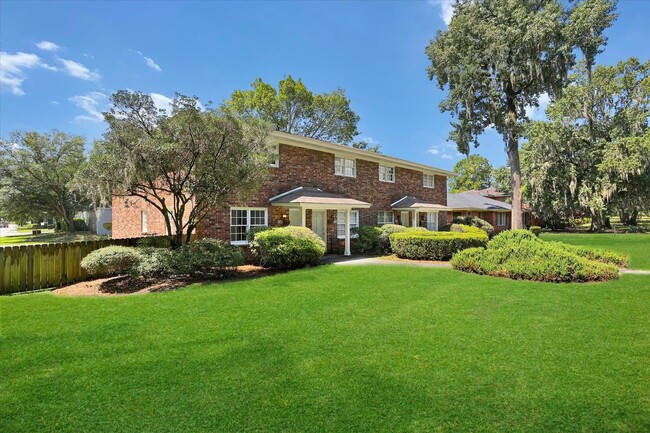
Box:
491;165;512;196
448;154;493;192
523;58;649;229
226;75;378;151
0;130;88;231
426;0;576;229
74;91;273;248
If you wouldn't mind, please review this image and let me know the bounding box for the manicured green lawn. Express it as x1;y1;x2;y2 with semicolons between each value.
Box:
541;232;650;270
2;266;649;432
0;231;107;246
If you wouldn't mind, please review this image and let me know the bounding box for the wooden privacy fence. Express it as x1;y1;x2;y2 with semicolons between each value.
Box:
0;237;152;295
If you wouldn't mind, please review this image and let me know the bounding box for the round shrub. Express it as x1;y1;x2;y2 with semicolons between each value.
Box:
451;239;618;282
81;246;143;277
378;224;408;253
449;224;486;235
530;226;541;236
351;226;383;255
389;231;488;261
171;238;245;276
250;226;325;270
131;248;174;277
73;218;88;231
452;216;494;237
487;229;541;250
247;225;273;243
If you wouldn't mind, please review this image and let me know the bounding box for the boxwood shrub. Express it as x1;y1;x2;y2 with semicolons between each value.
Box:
250;226;326;269
452;216;494;237
170;238;244;276
450;230;620;282
389;230;488;261
530;226;541;236
378;224;408;253
81;246;143;277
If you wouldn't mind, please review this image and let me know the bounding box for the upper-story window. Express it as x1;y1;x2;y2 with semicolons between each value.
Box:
335;156;356;177
423;173;436;188
268;143;279;167
379;165;395;183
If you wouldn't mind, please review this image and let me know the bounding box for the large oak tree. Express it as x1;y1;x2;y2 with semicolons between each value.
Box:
75;91;273;248
426;0;576;229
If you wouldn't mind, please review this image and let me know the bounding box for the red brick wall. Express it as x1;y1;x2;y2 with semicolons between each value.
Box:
112;142;449;250
196;143;448;246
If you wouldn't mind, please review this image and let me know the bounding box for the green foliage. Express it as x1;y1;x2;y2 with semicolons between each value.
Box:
81;246;143;277
389;231;488;261
171;239;245;276
546;241;627;267
491;165;512;196
523;58;650;230
451;216;495;237
246;225;273;243
451;230;620;282
378;224;408;253
0;130;89;231
530;226;542;236
74;90;272;248
449;224;487;236
72;218;88;231
226;75;369;148
136;236;171;249
449;155;493;193
351;226;383;255
250;226;326;269
132;248;174;278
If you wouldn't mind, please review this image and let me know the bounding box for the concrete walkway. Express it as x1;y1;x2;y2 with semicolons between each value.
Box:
321;255;650;275
322;255;452;268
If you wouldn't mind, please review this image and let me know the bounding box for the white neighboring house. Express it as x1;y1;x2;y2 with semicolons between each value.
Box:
77;207;112;236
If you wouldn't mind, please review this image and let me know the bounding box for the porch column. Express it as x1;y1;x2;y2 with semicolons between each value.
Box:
413;211;419;228
301;207;306;227
344;208;351;256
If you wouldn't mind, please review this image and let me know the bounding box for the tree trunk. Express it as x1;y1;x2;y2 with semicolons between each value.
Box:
630;209;638;226
63;214;76;233
505;95;523;230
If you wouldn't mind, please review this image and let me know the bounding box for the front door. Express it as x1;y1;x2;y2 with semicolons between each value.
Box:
427;212;437;231
400;211;410;227
312;210;327;243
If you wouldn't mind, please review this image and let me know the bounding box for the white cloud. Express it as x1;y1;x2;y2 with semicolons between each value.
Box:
429;0;455;26
51;100;60;105
144;56;162;72
525;92;550;120
442;153;453;160
150;92;173;112
0;51;56;95
427;147;440;155
58;58;101;81
36;40;60;51
69;91;108;122
130;49;162;72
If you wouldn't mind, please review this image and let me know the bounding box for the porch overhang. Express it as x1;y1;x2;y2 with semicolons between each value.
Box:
391;196;451;212
269;187;371;209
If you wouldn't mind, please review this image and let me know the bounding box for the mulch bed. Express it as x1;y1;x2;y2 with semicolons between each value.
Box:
52;265;276;297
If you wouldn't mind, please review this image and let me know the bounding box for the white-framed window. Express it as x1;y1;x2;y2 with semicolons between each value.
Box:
377;211;394;225
335;156;356;177
268;143;279;168
230;208;268;245
337;210;359;239
141;210;148;233
496;212;507;227
379;165;395;182
423;173;436;188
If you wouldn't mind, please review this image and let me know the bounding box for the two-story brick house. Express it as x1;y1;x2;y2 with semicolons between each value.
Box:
112;131;454;255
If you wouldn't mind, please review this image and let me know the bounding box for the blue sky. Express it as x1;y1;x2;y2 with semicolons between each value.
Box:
1;0;649;171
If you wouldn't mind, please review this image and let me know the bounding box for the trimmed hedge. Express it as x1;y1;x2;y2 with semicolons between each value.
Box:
451;216;494;237
449;224;486;235
81;246;143;277
250;226;325;270
389;230;488;261
170;238;244;276
547;241;627;267
530;226;541;236
450;230;620;282
378;224;408;253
